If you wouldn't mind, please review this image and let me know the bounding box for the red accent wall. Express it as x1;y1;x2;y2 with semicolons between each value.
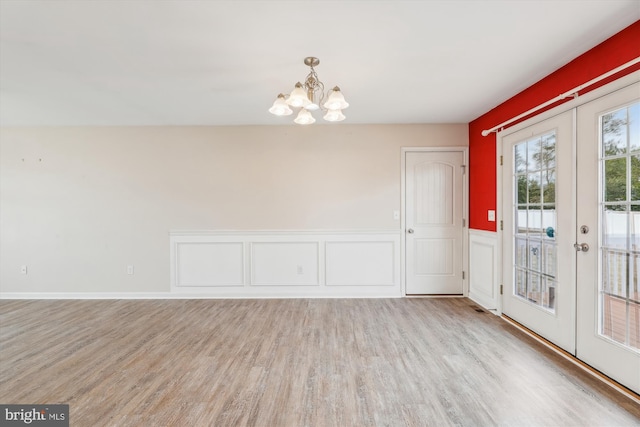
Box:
468;20;640;232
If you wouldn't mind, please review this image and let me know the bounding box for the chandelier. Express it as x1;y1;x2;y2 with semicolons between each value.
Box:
269;57;349;125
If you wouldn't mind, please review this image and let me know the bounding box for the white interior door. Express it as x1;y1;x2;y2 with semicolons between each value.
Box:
501;110;576;353
405;151;464;295
576;82;640;394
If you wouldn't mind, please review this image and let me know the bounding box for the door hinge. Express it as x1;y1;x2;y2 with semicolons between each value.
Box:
461;164;466;174
500;284;504;295
500;220;503;231
462;271;465;280
500;155;503;166
462;218;466;227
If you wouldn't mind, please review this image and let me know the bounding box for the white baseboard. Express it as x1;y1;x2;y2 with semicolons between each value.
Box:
0;292;403;300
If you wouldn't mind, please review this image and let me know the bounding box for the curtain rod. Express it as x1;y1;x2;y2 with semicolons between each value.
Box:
481;56;640;137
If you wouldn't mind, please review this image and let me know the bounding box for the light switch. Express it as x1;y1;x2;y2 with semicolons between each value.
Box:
393;210;400;220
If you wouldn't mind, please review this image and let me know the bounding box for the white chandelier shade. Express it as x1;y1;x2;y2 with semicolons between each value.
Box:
323;109;345;122
286;83;311;108
269;57;348;125
323;87;349;110
294;108;316;125
268;94;293;116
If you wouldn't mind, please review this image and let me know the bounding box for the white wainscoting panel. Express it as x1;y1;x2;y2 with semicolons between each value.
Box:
252;242;319;286
326;241;395;286
468;229;499;311
176;242;244;287
170;230;401;297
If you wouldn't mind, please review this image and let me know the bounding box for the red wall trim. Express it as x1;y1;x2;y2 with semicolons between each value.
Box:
468;20;640;232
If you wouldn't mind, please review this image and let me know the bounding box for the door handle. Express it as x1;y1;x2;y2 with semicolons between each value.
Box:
574;243;589;252
407;228;414;234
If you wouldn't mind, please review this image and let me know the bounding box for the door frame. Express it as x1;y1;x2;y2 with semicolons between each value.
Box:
401;147;469;297
497;70;640;316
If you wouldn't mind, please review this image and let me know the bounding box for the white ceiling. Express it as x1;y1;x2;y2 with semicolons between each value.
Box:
1;0;638;126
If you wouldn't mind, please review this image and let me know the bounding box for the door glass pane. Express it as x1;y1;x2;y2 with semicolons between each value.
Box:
528;272;541;304
528;206;542;236
603;205;627;250
528;137;541;170
517;176;527;204
513;133;557;312
603;108;628;156
604;158;626;202
516;205;527;234
542;172;555;203
542;278;556;310
528;173;541;203
602;248;626;298
516;269;527;298
630;103;640;152
515;143;527;173
515;237;527;268
542;205;556;240
543;241;556;277
631;155;640;201
540;133;556;169
629;301;640;349
630;215;640;350
600;101;640;352
631;204;640;251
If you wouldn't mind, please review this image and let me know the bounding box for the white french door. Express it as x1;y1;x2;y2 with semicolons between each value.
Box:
576;82;640;394
501;81;640;394
501;110;576;353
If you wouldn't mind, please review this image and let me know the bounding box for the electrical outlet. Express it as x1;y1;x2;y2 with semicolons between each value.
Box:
488;210;496;222
297;265;303;275
20;265;28;275
127;265;134;275
393;210;400;220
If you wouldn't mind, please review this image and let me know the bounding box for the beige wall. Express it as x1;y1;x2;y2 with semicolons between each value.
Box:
0;124;467;293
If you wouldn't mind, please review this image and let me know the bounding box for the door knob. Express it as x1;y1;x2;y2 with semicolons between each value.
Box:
574;243;589;252
407;228;414;234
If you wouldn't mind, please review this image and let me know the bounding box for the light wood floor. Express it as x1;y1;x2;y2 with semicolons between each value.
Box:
1;298;639;426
